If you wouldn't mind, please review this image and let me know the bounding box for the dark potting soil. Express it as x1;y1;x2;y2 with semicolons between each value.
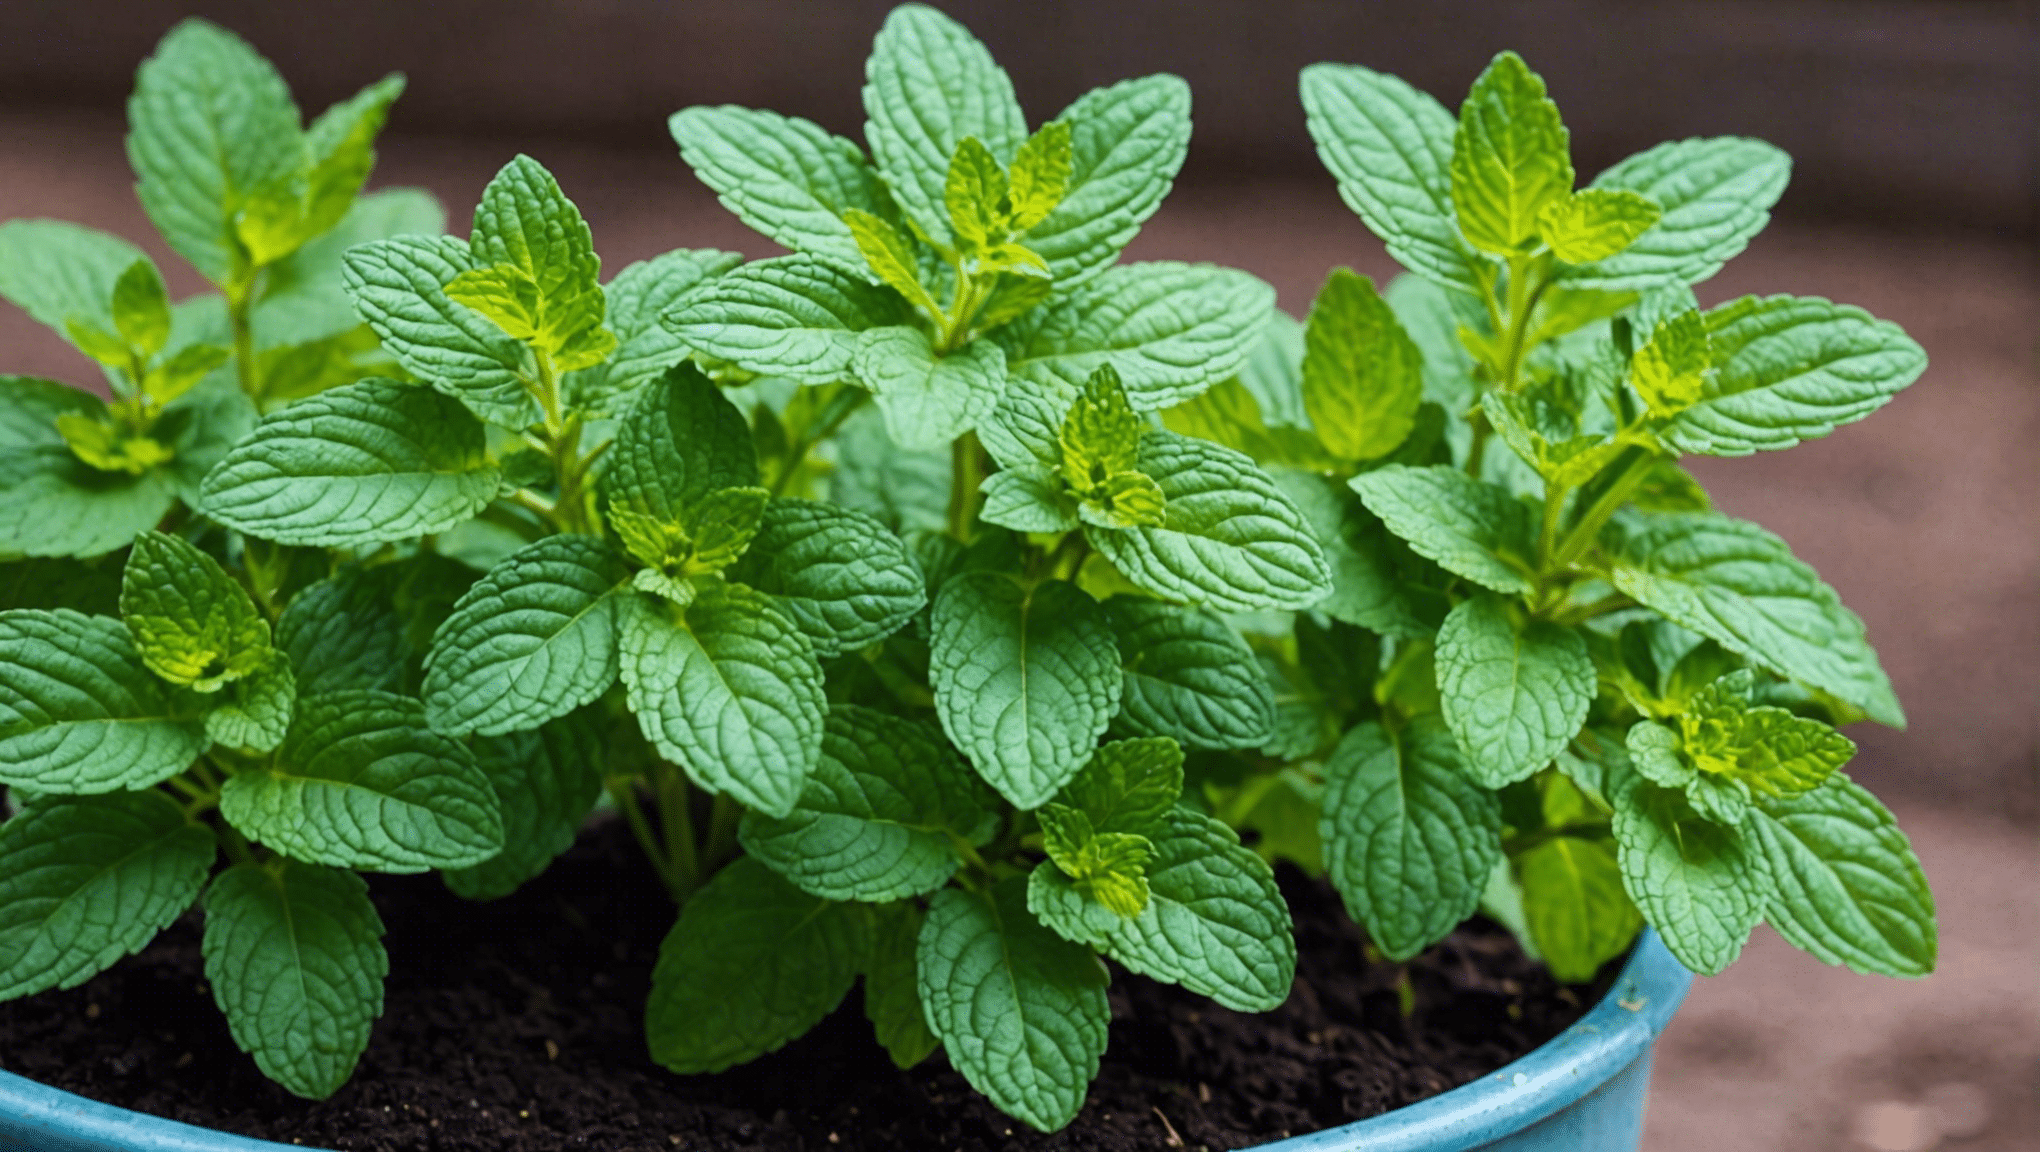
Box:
0;816;1616;1152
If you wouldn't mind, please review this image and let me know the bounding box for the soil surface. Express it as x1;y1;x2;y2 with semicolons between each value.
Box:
0;816;1612;1152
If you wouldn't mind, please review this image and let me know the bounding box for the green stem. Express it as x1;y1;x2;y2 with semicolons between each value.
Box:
608;778;683;899
947;432;984;542
216;820;258;867
1551;448;1658;571
1464;412;1491;477
651;762;700;899
226;278;261;406
703;793;742;872
1538;477;1573;573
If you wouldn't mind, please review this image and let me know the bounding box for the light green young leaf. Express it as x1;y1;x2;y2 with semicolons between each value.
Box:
294;74;405;244
1679;672;1857;799
1087;433;1332;613
1536;188;1661;265
918;880;1109;1134
450;155;614;372
1300;64;1478;292
1302;267;1424;462
202;860;386;1100
120;532;272;690
0;610;208;794
442;712;607;900
618;585;824;819
1274;469;1432;640
1059;363;1147;481
1608;512;1903;726
944;136;1009;249
930;574;1121;810
664;255;909;385
110;260;173;358
1434;596;1594;787
199;378;501;547
1055;736;1184;837
1663;295;1927;456
1076;470;1166;531
0;220;150;352
1036;804;1153;917
669;105;890;271
1104;598;1274;751
126;20;304;283
648;855;868;1073
203;652;295;753
741;705;992;902
1562;138;1791;292
1349;464;1535;595
724;498;926;658
421;535;630;738
1007;120;1073;231
53;412;173;476
1450;52;1574;256
341;236;537;427
220;689;503;872
861;4;1028;249
1614;779;1768;974
1630;309;1710;419
1516;833;1640;983
0;377;176;558
843;209;944;318
566;249;741;414
1320;719;1502;962
854;326;1008;450
1747;772;1935;977
1023;75;1190;286
0;790;215;999
864;902;940;1069
980;467;1078;534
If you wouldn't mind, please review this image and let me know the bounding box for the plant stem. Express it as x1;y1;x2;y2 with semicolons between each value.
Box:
703;793;742;872
1551;448;1658;570
947;432;984;542
608;777;683;899
1538;477;1572;573
216;820;258;867
651;761;700;899
226;277;261;406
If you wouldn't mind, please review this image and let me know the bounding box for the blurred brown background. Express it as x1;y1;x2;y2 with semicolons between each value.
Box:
1;2;2035;1149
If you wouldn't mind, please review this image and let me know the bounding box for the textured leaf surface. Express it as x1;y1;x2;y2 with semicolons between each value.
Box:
1537;188;1661;265
0;377;176;558
1450;52;1573;256
199;379;501;547
918;881;1109;1133
671;106;886;271
1104;598;1273;750
0;790;214;998
1088;433;1331;613
422;535;629;737
274;566;412;695
1320;720;1501;961
341;236;535;426
1302;268;1423;462
1349;464;1535;594
1747;773;1935;977
454;155;612;372
618;585;824;819
203;653;295;753
665;255;907;385
220;690;503;872
1614;780;1767;974
1435;596;1593;787
1024;75;1191;286
855;326;1008;450
442;713;607;901
1564;137;1790;292
121;531;272;690
202;861;387;1100
1055;737;1184;837
1275;468;1433;639
930;575;1120;810
0;220;148;348
980;468;1077;534
1609;512;1902;726
864;902;940;1068
566;249;738;413
604;362;760;524
1516;834;1640;983
0;610;207;794
741;705;992;902
725;499;925;657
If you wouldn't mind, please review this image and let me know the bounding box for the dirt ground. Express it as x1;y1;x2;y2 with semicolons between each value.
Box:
1;115;2035;1151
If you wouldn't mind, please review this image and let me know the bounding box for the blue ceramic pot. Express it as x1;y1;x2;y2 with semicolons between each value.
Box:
0;931;1690;1152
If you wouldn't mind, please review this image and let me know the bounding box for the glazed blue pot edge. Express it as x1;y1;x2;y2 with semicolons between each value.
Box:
0;930;1692;1152
1241;928;1693;1152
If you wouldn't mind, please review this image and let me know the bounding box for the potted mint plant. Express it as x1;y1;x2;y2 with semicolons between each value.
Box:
0;7;1934;1151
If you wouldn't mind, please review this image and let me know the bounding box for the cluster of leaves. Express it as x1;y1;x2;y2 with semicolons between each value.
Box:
0;4;1940;1137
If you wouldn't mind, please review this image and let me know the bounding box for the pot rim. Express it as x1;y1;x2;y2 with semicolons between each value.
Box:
0;930;1690;1152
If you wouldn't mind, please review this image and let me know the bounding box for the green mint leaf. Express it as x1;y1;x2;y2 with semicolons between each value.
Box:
293;75;404;245
53;412;174;476
1449;52;1573;256
1036;804;1153;917
1561;138;1791;292
664;254;908;385
1088;433;1332;613
980;468;1078;534
1515;833;1640;983
126;20;303;283
421;535;630;738
1663;295;1927;456
1054;735;1185;837
0;377;175;557
199;379;501;547
1349;464;1535;595
843;209;944;319
111;259;173;358
220;689;503;872
256;188;446;348
1625;720;1694;790
1629;309;1710;419
1613;779;1768;974
1029;806;1295;1011
854;325;1008;450
452;155;614;372
618;584;824;819
1274;468;1434;639
996;262;1277;409
1059;364;1145;483
0;609;207;794
142;342;231;406
1746;772;1935;977
647;855;868;1073
687;487;772;576
1679;671;1856;799
63;319;135;371
274;566;413;696
204;653;296;753
741;705;993;902
930;574;1121;810
1608;512;1903;726
1300;64;1478;292
1536;188;1661;265
1321;719;1502;962
0;790;214;999
724;498;926;658
1237;768;1326;876
605;363;761;522
120;532;272;690
341;236;537;427
861;5;1028;250
443;712;607;901
669;105;889;272
566;249;740;415
864;902;940;1069
202;860;386;1100
1104;599;1274;752
918;880;1109;1133
0;220;150;354
830;404;953;534
944;136;1010;249
1023;75;1190;286
1302;268;1424;462
1434;595;1594;788
1007;121;1073;232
